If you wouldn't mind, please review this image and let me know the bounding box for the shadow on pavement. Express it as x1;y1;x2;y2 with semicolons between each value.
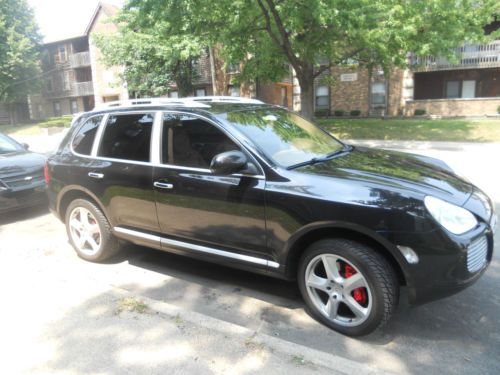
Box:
0;203;49;226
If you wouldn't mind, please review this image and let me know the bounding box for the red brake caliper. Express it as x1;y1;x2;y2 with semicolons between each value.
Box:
344;264;367;305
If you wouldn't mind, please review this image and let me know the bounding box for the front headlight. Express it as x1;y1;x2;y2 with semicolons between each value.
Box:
424;196;478;235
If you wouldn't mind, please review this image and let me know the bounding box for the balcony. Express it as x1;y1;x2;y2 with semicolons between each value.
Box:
411;41;500;72
69;51;91;68
72;81;94;96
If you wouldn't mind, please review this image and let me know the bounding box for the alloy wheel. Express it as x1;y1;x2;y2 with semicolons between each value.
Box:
304;254;372;327
68;206;102;256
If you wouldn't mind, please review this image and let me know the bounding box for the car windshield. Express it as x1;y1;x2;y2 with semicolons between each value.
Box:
0;134;23;155
224;107;344;168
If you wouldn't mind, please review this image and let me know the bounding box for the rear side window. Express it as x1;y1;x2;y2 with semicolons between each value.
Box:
72;116;103;155
98;113;154;162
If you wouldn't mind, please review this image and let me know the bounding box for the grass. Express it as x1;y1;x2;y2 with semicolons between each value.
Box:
0;115;72;136
114;297;148;315
316;117;500;142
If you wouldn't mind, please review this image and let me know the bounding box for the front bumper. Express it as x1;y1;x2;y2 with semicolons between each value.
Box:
391;222;494;305
0;183;47;212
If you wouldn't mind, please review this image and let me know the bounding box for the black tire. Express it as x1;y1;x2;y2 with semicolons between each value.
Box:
65;198;120;262
298;238;398;336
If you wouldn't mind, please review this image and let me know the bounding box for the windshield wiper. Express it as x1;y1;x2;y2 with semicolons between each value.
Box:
286;144;353;170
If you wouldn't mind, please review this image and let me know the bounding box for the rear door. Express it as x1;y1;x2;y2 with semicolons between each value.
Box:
66;112;160;233
152;112;270;264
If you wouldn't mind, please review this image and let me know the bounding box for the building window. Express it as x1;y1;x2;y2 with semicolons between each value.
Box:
58;45;67;62
446;81;460;98
169;91;179;98
46;78;53;93
70;99;78;114
280;86;288;107
371;82;386;106
461;80;476;98
229;85;240;97
63;71;71;91
53;101;61;117
227;63;240;74
37;104;43;118
195;88;206;97
315;86;329;108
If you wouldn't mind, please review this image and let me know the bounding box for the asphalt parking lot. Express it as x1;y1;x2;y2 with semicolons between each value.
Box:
1;139;499;374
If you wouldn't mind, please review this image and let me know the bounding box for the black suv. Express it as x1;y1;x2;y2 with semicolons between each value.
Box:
46;97;496;336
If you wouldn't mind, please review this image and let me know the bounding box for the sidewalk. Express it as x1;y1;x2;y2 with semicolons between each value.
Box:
0;217;385;375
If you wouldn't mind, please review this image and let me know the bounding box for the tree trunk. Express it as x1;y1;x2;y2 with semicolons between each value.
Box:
297;65;315;120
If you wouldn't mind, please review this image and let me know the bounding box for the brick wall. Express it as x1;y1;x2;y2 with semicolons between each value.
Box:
88;6;129;106
329;66;370;115
405;98;500;116
257;82;293;108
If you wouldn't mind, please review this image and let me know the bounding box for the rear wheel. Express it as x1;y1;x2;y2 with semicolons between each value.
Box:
65;199;120;262
298;238;398;336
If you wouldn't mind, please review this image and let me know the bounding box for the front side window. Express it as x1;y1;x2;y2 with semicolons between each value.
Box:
72;116;103;155
225;108;343;168
98;113;154;162
162;113;239;169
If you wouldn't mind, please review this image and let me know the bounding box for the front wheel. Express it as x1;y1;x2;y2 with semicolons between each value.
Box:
298;239;398;336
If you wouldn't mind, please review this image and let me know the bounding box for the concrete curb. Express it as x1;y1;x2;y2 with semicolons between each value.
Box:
110;286;394;375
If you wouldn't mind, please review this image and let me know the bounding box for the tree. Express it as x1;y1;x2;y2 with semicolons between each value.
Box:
93;8;206;97
0;0;41;103
126;0;499;118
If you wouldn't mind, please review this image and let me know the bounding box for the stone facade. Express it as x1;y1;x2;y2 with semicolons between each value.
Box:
405;98;500;117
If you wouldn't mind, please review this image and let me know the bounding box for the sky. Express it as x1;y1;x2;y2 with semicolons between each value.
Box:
27;0;123;43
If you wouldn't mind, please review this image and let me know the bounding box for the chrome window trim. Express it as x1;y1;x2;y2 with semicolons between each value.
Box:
158;110;266;178
114;226;279;268
69;110;265;179
90;114;108;157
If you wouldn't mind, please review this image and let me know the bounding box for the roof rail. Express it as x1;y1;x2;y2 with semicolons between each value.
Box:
95;97;211;110
190;96;264;104
94;96;264;111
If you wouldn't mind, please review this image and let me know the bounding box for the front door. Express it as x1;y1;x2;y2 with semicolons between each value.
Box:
153;112;269;261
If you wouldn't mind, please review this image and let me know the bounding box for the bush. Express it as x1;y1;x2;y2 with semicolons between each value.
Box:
38;115;73;128
314;109;330;118
497;105;500;114
350;109;361;116
334;109;344;117
414;109;426;116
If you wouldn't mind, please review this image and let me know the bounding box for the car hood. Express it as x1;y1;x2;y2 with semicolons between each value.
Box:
0;151;46;177
296;146;473;206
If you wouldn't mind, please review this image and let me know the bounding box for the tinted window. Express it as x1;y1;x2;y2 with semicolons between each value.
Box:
225;108;343;168
72;116;103;155
98;113;153;162
162;113;239;168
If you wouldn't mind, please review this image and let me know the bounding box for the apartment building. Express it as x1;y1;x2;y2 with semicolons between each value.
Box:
310;19;500;117
29;2;128;120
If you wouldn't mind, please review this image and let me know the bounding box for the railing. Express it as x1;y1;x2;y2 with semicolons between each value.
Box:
69;51;91;68
72;81;94;96
410;41;500;71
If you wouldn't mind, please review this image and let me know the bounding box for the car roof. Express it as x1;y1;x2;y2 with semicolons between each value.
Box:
83;97;276;119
